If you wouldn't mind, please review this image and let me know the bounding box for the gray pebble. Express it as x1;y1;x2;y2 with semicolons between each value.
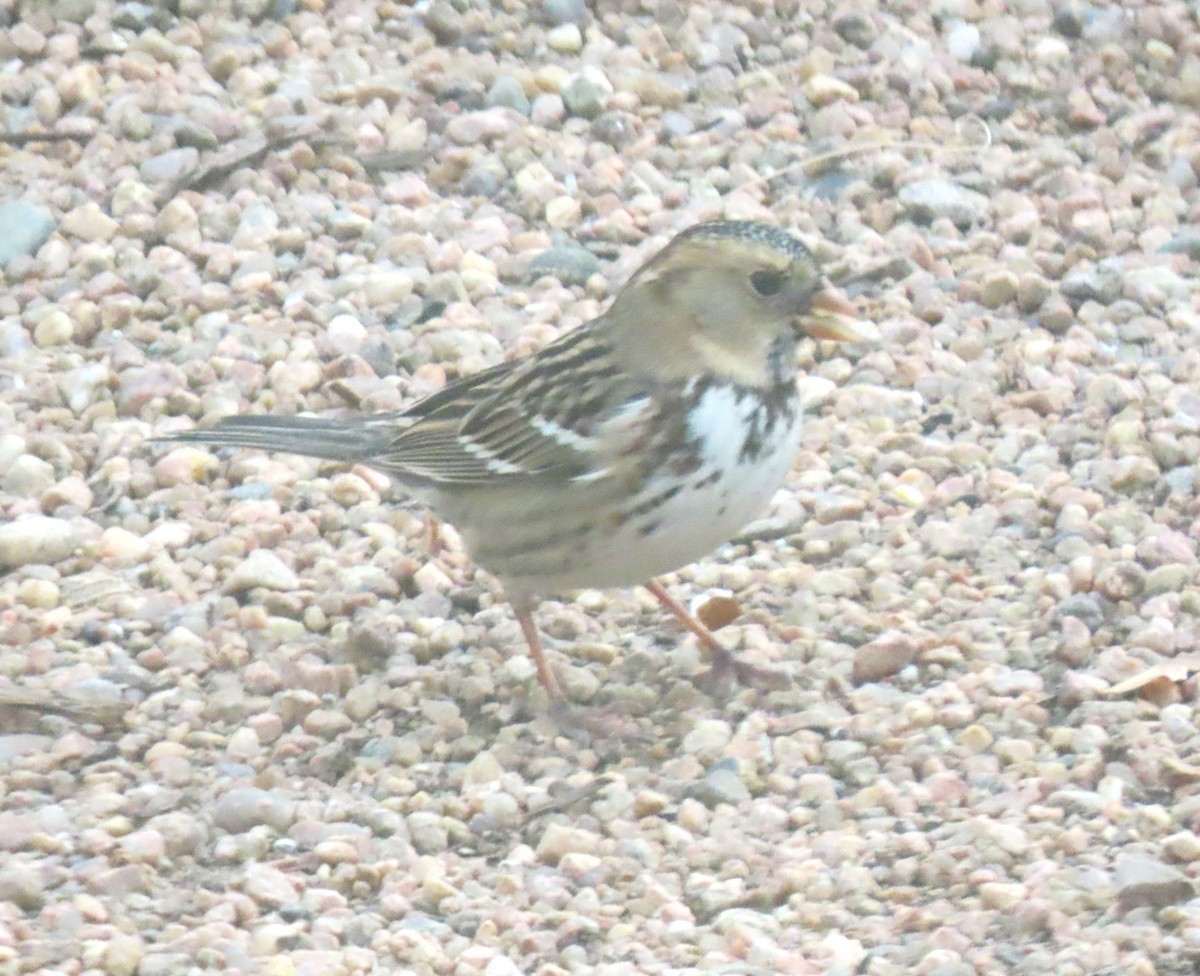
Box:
210;787;297;834
527;243;600;286
0;200;56;268
540;0;587;26
486;75;531;116
898;179;990;227
562;72;606;119
0;516;78;568
1115;855;1195;910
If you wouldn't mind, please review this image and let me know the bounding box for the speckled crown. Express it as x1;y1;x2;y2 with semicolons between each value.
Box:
671;220;811;260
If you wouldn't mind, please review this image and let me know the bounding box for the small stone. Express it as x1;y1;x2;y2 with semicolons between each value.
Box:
244;864;299;907
530;93;566;127
0;861;46;910
853;632;916;683
980;270;1018;308
486;75;531;116
1115;855;1194;909
98;527;151;564
545;195;581;229
682;719;732;761
62;201;118;242
803;74;859;105
227;550;299;592
1016;273;1050;313
363;269;415;305
1145;564;1192;595
424;1;463;44
1036;294;1074;333
536;823;601;864
314;839;360;865
946;22;981;61
1067;89;1105;128
547;23;583;53
445;107;515;145
18;579;60;609
0;516;79;568
979;881;1026;910
960;724;994;752
687;761;751;808
3;454;55;498
632;790;670;818
408;811;449;853
0;201;56;267
527;244;599;286
562;68;609;118
898;179;989;227
1163;831;1200;863
326;313;367;354
211;788;296;834
103;934;145;976
462;750;503;786
33;309;74;346
413;561;453;594
11;22;47;56
540;0;587;26
140;147;199;183
56;62;102;104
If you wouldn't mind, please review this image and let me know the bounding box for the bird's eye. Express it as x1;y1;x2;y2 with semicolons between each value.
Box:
750;270;785;296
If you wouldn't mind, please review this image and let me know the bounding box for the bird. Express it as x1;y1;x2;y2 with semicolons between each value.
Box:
157;220;875;698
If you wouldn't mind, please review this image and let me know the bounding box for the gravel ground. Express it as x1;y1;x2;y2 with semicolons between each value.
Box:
3;0;1200;973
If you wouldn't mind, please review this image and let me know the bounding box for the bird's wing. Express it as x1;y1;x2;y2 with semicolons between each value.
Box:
371;329;668;487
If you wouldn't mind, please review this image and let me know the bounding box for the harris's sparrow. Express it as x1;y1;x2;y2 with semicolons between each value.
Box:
158;220;874;696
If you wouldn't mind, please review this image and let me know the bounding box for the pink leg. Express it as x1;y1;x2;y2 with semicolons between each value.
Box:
644;579;724;652
425;516;443;558
644;579;789;689
514;602;562;697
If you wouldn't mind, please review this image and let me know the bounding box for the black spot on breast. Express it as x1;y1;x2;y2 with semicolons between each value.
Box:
693;470;721;489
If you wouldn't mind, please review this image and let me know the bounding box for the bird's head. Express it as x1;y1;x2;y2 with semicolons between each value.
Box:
608;220;875;386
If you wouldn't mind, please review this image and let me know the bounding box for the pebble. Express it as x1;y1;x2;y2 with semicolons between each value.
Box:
139;146;199;183
2;454;55;497
852;632;916;683
210;788;296;834
803;74;859;105
536;823;602;864
546;23;583;53
0;516;79;568
326;313;368;354
487;75;532;116
687;760;751;807
1115;855;1195;910
540;0;587;26
226;550;300;592
527;244;599;286
562;68;609;118
898;179;990;227
682;719;732;761
0;200;56;267
946;22;981;61
60;201;118;241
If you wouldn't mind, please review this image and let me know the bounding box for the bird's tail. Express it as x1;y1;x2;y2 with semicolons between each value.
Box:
156;415;393;464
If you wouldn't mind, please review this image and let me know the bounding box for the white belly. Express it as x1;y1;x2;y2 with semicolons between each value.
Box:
470;383;805;596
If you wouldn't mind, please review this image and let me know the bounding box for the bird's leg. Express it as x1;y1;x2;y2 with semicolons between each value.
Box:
643;579;789;690
513;600;562;698
644;579;724;651
425;515;444;558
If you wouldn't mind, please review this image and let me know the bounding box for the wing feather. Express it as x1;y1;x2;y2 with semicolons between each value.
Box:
371;328;662;487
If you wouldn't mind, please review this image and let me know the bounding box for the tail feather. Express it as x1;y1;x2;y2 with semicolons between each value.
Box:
157;415;391;464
